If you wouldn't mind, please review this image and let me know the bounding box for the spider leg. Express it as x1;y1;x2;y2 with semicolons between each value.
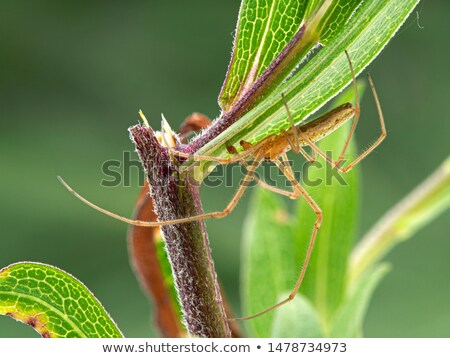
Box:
232;155;322;320
240;159;299;199
58;156;263;227
289;51;386;173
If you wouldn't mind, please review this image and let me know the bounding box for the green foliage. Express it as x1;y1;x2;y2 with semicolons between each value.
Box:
0;262;122;338
194;0;420;178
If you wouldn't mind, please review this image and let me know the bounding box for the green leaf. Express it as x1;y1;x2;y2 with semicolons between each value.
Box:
318;0;364;45
350;156;450;283
195;0;419;178
219;0;364;113
0;262;123;338
271;294;324;338
241;187;297;338
219;0;308;111
292;85;360;323
329;263;390;337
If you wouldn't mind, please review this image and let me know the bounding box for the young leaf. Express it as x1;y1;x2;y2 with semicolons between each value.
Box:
350;156;450;283
329;263;390;337
241;187;297;338
271;294;324;338
0;262;123;338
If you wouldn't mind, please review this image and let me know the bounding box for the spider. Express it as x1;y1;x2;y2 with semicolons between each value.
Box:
59;51;385;320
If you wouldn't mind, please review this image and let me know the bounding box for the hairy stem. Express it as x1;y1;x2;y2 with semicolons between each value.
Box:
129;125;230;338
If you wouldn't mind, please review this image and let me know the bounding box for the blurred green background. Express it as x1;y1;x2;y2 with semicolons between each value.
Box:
1;1;449;337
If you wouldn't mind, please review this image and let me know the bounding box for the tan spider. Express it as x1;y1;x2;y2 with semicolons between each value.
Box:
59;51;386;320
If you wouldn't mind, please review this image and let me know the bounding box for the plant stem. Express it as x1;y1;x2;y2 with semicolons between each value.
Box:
128;182;185;337
129;125;231;338
349;156;450;284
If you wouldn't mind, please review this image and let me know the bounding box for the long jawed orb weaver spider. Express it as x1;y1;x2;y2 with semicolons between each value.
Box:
58;51;386;320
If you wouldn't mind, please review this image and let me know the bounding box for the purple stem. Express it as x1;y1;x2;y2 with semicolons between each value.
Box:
129;125;230;338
